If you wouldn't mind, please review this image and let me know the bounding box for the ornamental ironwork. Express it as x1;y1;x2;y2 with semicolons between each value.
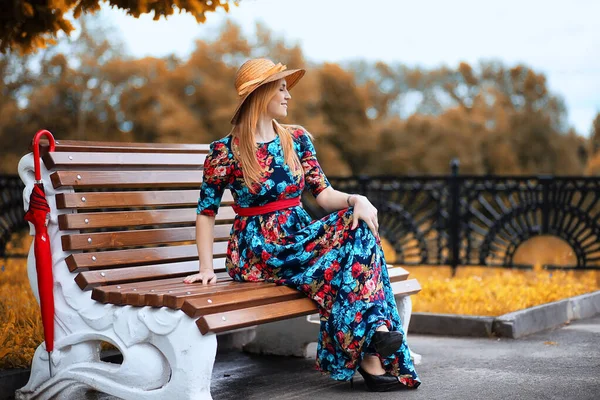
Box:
307;161;600;272
0;175;27;256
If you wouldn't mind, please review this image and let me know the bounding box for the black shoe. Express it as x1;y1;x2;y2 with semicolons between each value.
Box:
355;367;402;392
367;331;404;357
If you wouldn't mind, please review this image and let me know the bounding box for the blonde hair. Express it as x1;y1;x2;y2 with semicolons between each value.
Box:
231;80;304;192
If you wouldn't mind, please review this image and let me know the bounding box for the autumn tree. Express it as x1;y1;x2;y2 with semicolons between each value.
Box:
0;17;589;179
586;112;600;175
0;0;235;54
365;61;587;175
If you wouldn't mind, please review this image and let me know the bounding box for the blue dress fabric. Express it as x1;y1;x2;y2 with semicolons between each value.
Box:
197;125;420;387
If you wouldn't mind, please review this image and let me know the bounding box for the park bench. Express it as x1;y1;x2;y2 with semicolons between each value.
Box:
17;138;421;400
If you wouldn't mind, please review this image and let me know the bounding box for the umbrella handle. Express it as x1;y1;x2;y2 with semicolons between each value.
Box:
32;130;56;182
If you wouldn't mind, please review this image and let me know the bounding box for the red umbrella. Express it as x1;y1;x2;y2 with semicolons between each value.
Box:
23;129;56;376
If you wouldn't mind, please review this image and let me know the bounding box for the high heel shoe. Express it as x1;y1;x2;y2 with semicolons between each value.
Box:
356;367;403;392
367;331;404;357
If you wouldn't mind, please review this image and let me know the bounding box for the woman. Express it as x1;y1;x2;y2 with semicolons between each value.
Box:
184;58;420;391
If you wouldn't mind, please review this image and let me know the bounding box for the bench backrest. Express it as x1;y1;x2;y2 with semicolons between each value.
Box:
41;140;230;292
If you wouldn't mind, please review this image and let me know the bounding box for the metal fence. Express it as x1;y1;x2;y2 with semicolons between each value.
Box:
0;174;27;257
307;161;600;272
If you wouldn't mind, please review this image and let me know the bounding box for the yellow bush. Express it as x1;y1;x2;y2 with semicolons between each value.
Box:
408;266;599;316
1;235;44;369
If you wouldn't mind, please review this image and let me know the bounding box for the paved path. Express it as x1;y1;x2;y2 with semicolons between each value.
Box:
209;316;600;400
38;315;599;400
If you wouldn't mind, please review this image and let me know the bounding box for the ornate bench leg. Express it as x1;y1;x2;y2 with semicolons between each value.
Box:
243;315;320;357
148;315;218;400
16;312;218;400
15;338;101;400
396;295;422;365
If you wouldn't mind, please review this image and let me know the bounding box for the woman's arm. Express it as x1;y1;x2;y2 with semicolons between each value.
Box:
315;186;356;213
184;214;218;284
184;140;231;285
316;187;379;237
294;127;379;238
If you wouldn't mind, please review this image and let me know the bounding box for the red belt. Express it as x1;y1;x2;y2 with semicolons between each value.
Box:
232;197;301;217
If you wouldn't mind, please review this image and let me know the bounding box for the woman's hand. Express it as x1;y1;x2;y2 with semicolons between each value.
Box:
351;195;379;238
183;267;217;285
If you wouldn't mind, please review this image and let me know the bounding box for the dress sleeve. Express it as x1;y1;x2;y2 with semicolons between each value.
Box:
297;128;331;198
196;141;231;216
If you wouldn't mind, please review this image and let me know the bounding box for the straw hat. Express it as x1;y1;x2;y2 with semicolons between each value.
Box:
230;58;305;125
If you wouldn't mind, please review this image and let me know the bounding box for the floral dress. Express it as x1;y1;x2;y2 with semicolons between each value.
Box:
197;125;420;387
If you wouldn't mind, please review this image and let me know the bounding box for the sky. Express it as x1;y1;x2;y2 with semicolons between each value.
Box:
101;0;600;136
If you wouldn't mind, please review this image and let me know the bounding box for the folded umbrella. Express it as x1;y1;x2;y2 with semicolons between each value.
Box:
23;129;56;376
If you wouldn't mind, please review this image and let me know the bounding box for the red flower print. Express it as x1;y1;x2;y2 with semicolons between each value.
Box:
261;250;271;262
277;213;287;225
351;262;362;278
331;260;341;272
399;377;416;387
300;284;311;293
314;290;324;305
305;241;317;252
347;292;356;304
354;312;362;323
256;146;268;159
215;166;228;177
324;268;334;282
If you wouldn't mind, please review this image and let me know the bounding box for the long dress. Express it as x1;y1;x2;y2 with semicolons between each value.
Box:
196;124;420;387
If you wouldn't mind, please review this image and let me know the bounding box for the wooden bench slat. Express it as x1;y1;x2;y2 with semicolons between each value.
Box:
45;152;207;169
138;278;258;307
195;278;422;334
125;274;233;306
61;225;232;251
56;190;234;209
51;170;203;189
92;276;225;304
75;258;228;290
182;285;303;318
163;281;273;309
196;297;317;334
92;274;234;305
66;242;228;272
58;207;236;230
92;276;198;303
181;267;412;317
40;140;210;154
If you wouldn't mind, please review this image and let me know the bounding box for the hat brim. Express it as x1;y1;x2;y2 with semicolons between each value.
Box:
230;68;305;125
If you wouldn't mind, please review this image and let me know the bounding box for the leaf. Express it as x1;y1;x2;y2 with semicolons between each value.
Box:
22;2;34;18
